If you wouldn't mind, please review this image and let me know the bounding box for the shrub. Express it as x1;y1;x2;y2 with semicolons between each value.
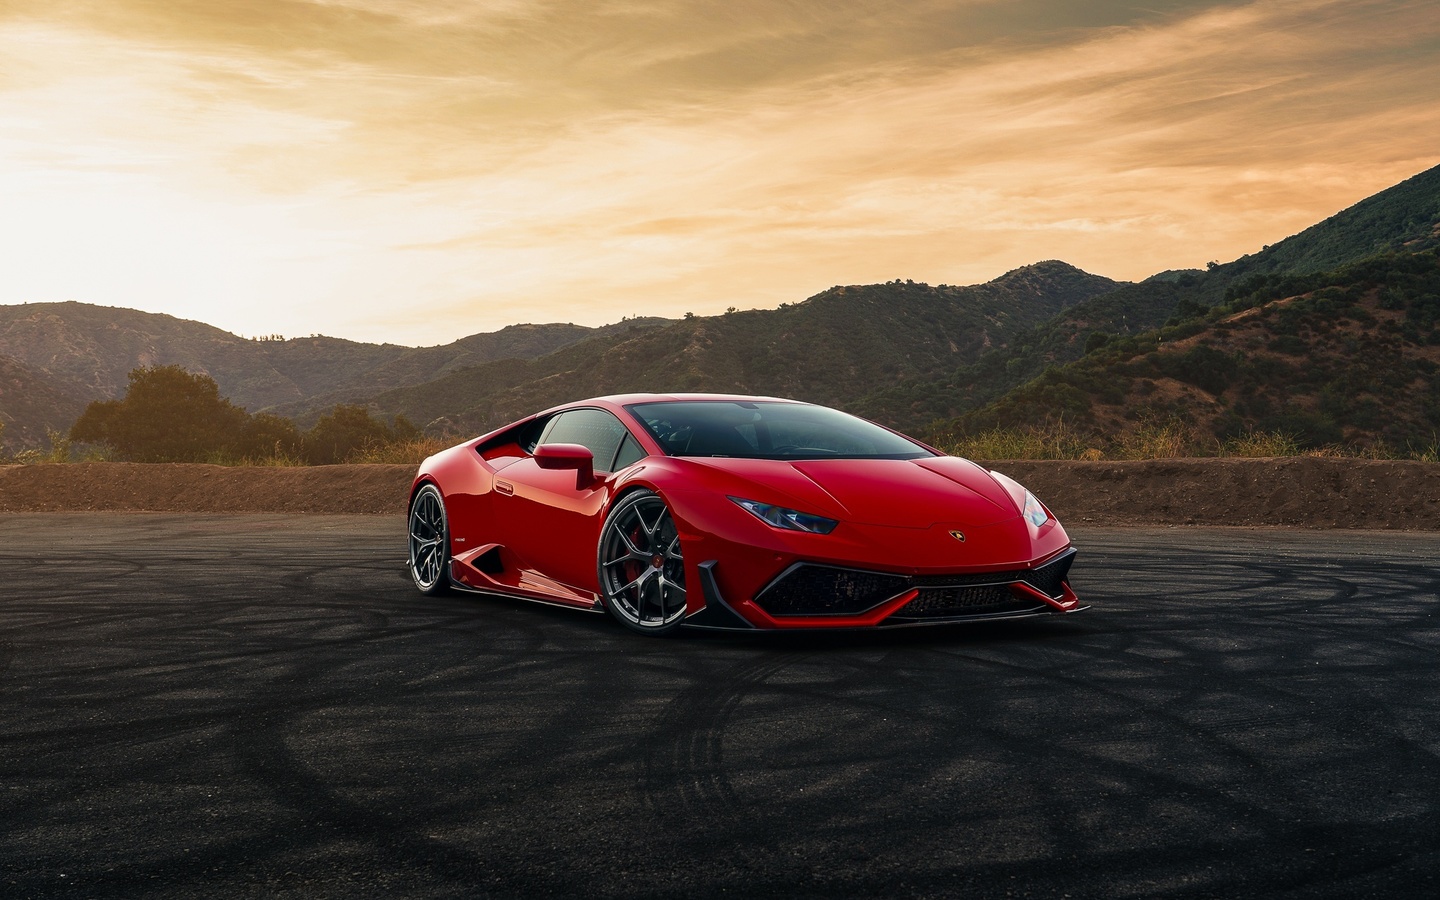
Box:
69;366;246;462
1267;335;1308;355
1222;430;1301;458
66;366;429;465
933;418;1094;461
303;405;422;465
345;436;452;464
1254;411;1343;448
1154;346;1238;394
1109;418;1195;459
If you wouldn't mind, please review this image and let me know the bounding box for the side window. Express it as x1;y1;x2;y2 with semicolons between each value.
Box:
612;433;647;470
517;417;549;454
538;409;631;474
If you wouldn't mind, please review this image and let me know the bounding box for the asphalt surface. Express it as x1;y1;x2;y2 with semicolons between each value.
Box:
1;515;1437;899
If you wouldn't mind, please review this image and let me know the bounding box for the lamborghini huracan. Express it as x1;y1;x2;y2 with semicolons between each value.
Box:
408;394;1081;635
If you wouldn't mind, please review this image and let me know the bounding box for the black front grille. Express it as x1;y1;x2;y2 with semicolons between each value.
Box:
752;550;1075;619
889;551;1074;621
890;587;1037;619
903;584;1015;612
910;551;1074;599
754;565;910;617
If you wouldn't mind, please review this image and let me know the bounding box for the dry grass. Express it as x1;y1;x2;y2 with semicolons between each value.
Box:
344;437;452;465
1108;420;1196;460
933;421;1439;462
231;451;310;467
4;438;452;467
1219;430;1302;458
202;437;450;466
11;426;1436;465
10;431;110;465
934;420;1098;461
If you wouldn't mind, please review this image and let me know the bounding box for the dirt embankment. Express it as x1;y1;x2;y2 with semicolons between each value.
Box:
995;458;1440;529
0;463;414;516
0;458;1437;529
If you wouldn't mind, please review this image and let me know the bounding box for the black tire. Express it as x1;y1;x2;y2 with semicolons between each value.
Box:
596;489;687;636
408;484;451;595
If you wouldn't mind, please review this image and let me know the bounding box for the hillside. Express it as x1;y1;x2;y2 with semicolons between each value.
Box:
930;250;1440;451
0;302;307;409
860;163;1440;430
853;280;1185;429
0;354;90;449
266;319;671;424
361;261;1122;434
1209;164;1440;293
7;163;1439;453
0;303;667;450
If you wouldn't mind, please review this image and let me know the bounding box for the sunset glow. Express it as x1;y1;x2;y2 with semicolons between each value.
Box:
2;0;1438;345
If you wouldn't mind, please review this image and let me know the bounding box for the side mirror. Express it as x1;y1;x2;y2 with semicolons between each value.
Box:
534;442;595;488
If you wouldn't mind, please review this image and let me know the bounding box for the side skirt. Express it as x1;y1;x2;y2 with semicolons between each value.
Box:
446;560;606;614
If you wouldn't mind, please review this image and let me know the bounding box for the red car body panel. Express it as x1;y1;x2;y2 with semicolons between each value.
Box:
411;393;1083;630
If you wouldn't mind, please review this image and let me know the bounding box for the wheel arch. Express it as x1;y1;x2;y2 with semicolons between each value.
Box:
601;480;663;520
409;474;443;509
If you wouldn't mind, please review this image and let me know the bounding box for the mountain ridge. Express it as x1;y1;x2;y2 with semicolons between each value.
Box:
857;163;1440;430
4;162;1439;454
354;260;1123;435
0;302;669;449
927;248;1440;452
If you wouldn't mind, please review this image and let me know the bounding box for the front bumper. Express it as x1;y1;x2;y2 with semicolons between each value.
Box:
684;548;1082;630
670;486;1082;631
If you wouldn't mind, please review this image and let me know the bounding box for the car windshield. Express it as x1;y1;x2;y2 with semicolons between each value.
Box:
625;400;935;460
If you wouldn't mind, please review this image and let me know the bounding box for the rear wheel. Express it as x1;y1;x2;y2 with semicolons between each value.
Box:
597;490;687;636
408;484;451;595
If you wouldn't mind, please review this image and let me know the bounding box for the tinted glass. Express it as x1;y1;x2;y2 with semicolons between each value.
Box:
538;409;630;472
613;433;647;470
626;401;933;460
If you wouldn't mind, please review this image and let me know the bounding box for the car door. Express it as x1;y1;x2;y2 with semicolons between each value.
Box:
492;408;647;593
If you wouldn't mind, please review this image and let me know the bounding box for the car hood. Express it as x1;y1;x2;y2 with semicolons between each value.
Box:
679;455;1020;527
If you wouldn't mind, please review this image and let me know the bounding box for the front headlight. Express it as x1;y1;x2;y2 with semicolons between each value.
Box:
1022;490;1050;527
729;497;839;534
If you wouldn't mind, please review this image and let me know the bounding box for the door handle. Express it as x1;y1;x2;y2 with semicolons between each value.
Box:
495;480;514;496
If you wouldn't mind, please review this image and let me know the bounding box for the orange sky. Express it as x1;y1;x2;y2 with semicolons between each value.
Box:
2;0;1438;345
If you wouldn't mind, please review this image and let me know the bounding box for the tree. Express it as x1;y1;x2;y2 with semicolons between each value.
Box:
69;366;246;462
67;366;426;465
304;404;420;464
235;412;304;460
69;400;122;445
1083;331;1111;354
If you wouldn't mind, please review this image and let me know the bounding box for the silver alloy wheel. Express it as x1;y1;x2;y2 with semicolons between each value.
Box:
598;490;687;634
408;484;450;594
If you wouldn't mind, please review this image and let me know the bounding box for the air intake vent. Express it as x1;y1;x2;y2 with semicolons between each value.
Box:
754;565;910;617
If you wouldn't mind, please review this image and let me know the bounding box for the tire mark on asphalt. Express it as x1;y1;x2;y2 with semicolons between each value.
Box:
2;519;1438;898
640;651;810;826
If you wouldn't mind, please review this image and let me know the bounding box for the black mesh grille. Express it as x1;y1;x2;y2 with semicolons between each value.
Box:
1023;555;1070;598
897;585;1021;616
912;571;1022;588
898;587;1013;613
910;552;1074;599
888;551;1074;621
755;565;910;617
752;550;1075;619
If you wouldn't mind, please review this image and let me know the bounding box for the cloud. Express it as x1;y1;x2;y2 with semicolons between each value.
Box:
0;0;1437;344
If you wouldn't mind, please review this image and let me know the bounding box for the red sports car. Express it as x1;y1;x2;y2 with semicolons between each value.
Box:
408;394;1081;635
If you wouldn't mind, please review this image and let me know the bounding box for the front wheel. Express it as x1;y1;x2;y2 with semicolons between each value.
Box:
408;484;451;595
597;490;687;636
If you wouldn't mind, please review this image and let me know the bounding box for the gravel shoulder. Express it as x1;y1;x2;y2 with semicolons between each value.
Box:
0;457;1437;528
